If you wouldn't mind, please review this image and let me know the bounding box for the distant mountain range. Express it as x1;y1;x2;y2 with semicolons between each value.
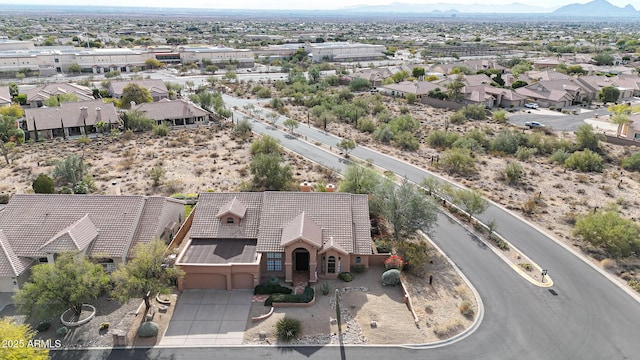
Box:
342;0;639;17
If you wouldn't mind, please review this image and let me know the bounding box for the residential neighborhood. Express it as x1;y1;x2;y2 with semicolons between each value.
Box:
1;2;640;359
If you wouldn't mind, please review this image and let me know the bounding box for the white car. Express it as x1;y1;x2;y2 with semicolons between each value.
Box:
525;121;545;128
524;103;539;109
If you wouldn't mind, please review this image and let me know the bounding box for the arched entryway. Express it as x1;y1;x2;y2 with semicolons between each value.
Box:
293;248;310;272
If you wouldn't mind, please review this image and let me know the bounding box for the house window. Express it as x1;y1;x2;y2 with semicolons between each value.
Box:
328;256;336;274
356;256;361;264
266;253;283;272
338;257;342;273
226;217;235;224
321;256;326;273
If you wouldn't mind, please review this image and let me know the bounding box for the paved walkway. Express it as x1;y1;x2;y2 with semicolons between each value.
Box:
159;289;252;346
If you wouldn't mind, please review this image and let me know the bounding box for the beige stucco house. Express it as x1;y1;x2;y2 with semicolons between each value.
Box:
176;192;373;291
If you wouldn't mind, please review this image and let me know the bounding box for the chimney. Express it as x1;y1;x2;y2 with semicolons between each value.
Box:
130;101;136;108
80;106;88;118
109;181;121;195
326;183;335;192
300;181;312;192
95;107;102;121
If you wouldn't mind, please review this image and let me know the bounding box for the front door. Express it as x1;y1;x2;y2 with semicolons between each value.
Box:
294;250;309;271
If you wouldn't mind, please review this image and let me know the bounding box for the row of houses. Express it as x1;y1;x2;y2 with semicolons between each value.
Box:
0;191;375;293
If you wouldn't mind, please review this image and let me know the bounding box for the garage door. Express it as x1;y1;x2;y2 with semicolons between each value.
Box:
231;273;254;289
0;278;17;293
183;273;227;289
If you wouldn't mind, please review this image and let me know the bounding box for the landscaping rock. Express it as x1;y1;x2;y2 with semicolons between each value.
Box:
137;321;159;338
370;321;377;328
259;331;267;340
381;269;401;286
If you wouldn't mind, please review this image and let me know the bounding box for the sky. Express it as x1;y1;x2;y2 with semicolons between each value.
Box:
0;0;633;10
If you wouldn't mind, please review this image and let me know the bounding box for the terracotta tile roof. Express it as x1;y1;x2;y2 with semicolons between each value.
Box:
0;86;11;106
351;194;372;255
280;211;323;248
0;230;34;277
191;192;263;240
38;214;98;253
319;236;348;255
216;196;247;219
132;98;210;122
0;194;183;276
24;99;119;131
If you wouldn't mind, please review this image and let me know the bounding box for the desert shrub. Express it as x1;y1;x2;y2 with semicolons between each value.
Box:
573;209;640;258
397;240;429;275
549;148;571;164
0;193;10;204
460;104;488;120
351;264;366;274
375;236;393;253
320;282;330;295
519;263;533;271
459;300;472;315
600;258;618;272
276;317;302;342
495;238;510;250
564;149;604;172
433;319;463;337
254;284;293;295
121;129;134;140
137;321;159;337
393;131;420;151
233;119;252;136
32;173;55;194
56;326;69;336
492;109;508;122
490;128;527;154
99;322;109;331
515;147;537;161
265;287;314;306
384;255;404;270
373;124;394;143
449;111;467;125
629;279;640;292
381;269;401;286
504;162;523;185
36;321;50;332
153;124;169;137
338;272;354;282
357;118;376;133
621;152;640;172
440;148;475;175
427;129;459;149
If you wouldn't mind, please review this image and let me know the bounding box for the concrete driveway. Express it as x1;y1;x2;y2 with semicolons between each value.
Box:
159;289;252;346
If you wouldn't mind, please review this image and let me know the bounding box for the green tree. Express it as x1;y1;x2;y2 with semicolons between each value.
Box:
67;63;82;73
621;152;640;172
0;114;21;164
412;67;425;79
372;178;438;242
0;104;25;118
233;119;252;137
504;161;523;185
405;93;417;104
120;83;153;109
337;138;356;156
144;58;165;69
32;173;55;194
123;110;154;132
283;118;299;133
0;318;49;360
598;86;620;104
348;78;370;92
446;74;465;101
250;135;281;156
43;93;79;107
564;149;604;172
575;124;603;152
573;209;640;258
53;155;87;186
308;66;321;83
592;53;615;66
453;188;489;220
14;252;109;318
511;80;528;89
250;153;293;191
112;239;184;314
339;163;382;194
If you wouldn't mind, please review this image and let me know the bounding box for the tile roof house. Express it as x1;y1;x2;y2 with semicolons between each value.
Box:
176;192;373;291
24;82;94;108
23;99;119;139
349;68;393;86
131;98;210;126
0;194;185;292
0;86;11;106
109;79;169;102
379;80;440;100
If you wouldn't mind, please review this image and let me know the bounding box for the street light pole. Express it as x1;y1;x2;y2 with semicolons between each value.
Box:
541;269;548;283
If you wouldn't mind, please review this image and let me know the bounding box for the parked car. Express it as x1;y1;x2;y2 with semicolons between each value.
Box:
524;103;539;109
525;121;545;128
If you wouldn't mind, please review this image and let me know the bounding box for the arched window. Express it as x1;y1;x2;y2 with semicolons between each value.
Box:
356;256;361;264
226;217;235;224
328;256;336;274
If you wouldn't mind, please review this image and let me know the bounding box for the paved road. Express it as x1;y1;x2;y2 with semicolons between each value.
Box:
508;107;610;132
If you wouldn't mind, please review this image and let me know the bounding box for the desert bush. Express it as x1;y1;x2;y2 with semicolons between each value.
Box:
549;148;571;164
99;322;110;331
137;321;159;337
433;319;463;338
265;287;314;306
338;272;354;282
351;264;366;274
357;118;376;133
459;301;472;315
36;321;50;332
490;128;527;154
460;104;488;120
381;269;401;286
573;209;640;258
149;165;165;187
504;162;523;185
492;109;508;122
449;111;467;125
397;240;429;276
254;284;292;295
519;263;533;272
629;279;640;292
515;147;537;161
153;124;169;137
373;125;394;143
495;238;510;250
440;148;475;175
564;149;604;172
374;236;393;253
427;129;459;149
384;255;404;270
32;173;55;194
393;131;420;151
621;152;640;172
600;258;618;272
522;197;538;215
276;317;302;342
